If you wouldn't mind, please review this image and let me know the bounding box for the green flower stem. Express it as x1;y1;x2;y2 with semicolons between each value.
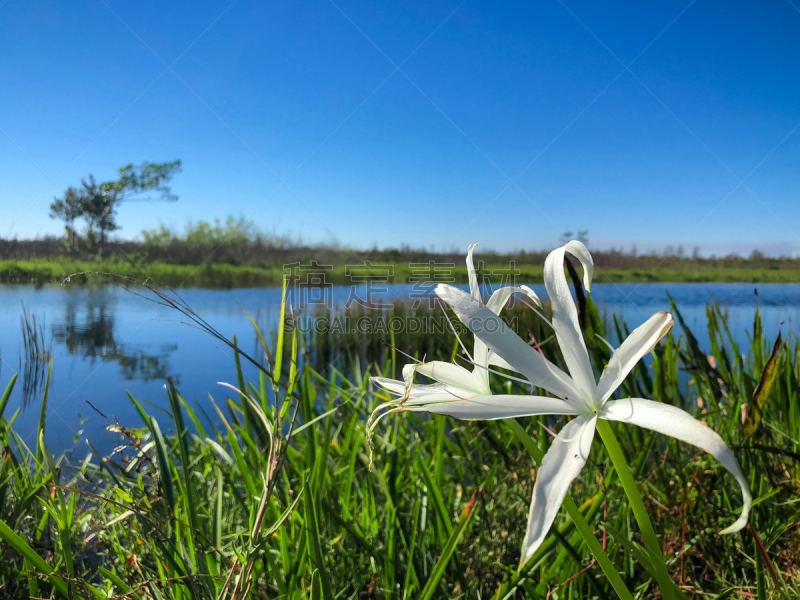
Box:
505;419;634;600
596;419;676;600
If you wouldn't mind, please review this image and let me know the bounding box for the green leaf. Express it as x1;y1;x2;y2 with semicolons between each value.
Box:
755;535;766;600
0;374;18;421
35;358;53;479
127;391;151;425
166;380;205;583
38;431;58;483
416;455;451;535
241;305;272;365
214;467;223;551
228;429;256;500
98;566;142;599
0;519;69;596
596;420;676;600
274;277;288;396
150;416;176;516
290;406;340;438
304;477;332;599
284;324;299;410
311;569;322;600
744;332;782;436
603;522;690;600
417;488;480;600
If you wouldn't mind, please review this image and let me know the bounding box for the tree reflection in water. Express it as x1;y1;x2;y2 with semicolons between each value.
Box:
50;291;177;387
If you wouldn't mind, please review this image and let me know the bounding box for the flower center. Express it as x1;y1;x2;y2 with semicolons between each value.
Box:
579;391;604;415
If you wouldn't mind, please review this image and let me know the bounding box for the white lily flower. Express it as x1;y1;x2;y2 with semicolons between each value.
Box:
368;243;561;428
434;240;751;563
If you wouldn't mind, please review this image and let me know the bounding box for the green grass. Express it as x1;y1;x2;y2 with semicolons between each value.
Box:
0;258;286;288
4;257;800;287
0;290;798;599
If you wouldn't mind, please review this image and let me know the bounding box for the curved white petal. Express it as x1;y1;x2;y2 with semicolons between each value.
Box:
476;282;545;389
522;414;597;562
370;376;454;398
402;392;460;406
544;242;596;398
472;343;491;389
466;242;481;302
416;361;488;395
596;312;674;402
473;337;491;389
520;285;544;309
465;242;493;390
565;240;594;292
485;285;543;314
416;394;579;420
435;284;584;404
370;376;406;396
602;398;751;533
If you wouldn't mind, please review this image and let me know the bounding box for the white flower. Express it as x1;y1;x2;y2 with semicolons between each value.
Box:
433;240;751;562
368;242;564;427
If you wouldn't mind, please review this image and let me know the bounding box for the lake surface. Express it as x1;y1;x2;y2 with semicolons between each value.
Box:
0;282;797;454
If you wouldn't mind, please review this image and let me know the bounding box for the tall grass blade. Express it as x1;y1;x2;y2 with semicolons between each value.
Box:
417;488;480;600
273;276;288;398
744;332;782;436
98;566;141;599
0;374;17;420
596;419;676;600
150;416;176;517
35;357;53;478
304;475;332;599
603;522;690;600
0;519;69;596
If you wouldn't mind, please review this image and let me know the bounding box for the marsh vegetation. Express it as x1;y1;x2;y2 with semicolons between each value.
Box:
0;275;797;599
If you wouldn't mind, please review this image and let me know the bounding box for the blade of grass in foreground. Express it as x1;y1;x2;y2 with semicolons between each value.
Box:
504;418;635;600
273;277;288;400
744;332;782;436
311;569;323;600
304;471;332;599
98;566;141;599
0;519;69;596
596;419;676;600
0;374;17;420
603;522;690;600
418;488;481;600
35;358;53;480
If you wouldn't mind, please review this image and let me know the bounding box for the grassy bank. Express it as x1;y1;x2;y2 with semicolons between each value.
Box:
0;288;798;598
3;257;800;287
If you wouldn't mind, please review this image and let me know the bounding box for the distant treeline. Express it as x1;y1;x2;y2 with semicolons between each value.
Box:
2;230;799;273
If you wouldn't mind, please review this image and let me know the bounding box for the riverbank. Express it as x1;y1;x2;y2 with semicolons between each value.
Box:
3;257;800;287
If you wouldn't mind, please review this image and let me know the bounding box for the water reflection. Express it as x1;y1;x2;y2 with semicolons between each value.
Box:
18;309;52;408
50;294;178;384
20;351;52;409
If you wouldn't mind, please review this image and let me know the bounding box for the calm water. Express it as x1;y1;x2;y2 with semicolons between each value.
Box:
0;282;798;454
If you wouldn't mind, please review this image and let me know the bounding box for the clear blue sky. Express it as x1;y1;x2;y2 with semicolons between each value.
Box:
1;0;799;256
